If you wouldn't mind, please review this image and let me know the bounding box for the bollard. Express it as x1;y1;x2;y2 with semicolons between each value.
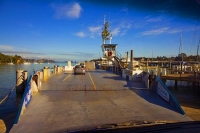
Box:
47;67;50;76
16;70;27;94
164;68;166;75
148;71;154;88
31;75;38;92
36;71;41;90
43;67;48;79
39;70;43;80
57;67;59;73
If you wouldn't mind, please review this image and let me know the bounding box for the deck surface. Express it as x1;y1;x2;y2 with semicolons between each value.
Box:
10;70;191;132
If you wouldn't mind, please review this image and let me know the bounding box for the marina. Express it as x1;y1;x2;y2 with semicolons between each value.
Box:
1;2;200;132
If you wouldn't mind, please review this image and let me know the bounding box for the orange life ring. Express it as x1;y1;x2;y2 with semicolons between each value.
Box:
108;51;112;56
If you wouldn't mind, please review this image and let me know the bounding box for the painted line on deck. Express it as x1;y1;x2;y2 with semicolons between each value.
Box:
88;72;96;90
63;74;71;81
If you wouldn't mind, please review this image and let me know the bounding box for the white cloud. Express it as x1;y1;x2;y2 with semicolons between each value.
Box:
140;26;183;36
88;26;101;38
146;18;162;22
74;31;86;38
0;45;14;51
121;7;128;14
88;26;101;33
141;27;169;35
110;20;133;36
111;27;120;36
51;3;82;19
168;29;182;34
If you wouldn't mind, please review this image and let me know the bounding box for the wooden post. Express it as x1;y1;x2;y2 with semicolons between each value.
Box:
193;71;197;89
130;50;133;62
126;51;128;65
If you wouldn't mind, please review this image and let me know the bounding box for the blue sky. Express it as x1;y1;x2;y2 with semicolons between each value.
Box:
0;0;200;61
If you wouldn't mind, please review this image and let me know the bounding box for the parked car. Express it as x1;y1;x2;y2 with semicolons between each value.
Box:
74;65;85;75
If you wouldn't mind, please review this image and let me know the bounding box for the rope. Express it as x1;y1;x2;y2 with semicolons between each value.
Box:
0;71;34;107
0;86;16;106
0;74;23;106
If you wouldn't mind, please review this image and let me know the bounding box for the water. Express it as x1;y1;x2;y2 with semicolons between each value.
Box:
0;62;68;132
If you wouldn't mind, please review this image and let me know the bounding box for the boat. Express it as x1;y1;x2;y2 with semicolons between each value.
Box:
10;61;192;133
33;59;39;64
23;58;31;65
33;62;38;64
23;62;31;65
7;59;14;65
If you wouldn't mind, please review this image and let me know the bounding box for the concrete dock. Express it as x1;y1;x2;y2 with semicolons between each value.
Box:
10;69;192;132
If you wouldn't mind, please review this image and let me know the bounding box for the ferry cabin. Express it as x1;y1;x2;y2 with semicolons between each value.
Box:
101;44;117;58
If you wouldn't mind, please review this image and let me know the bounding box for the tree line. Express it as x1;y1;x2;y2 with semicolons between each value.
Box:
0;52;56;64
0;52;23;64
154;53;198;61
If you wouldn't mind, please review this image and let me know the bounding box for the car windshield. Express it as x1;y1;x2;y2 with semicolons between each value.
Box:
0;0;200;133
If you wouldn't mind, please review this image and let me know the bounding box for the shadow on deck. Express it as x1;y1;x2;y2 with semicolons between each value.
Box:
102;74;183;115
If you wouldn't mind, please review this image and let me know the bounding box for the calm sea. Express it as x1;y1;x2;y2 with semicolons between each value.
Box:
0;62;68;132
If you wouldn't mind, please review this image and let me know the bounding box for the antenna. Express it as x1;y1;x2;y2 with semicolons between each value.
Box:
197;44;199;61
104;14;106;24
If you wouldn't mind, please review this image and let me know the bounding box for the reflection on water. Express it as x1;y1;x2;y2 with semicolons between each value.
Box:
166;80;192;87
0;63;67;132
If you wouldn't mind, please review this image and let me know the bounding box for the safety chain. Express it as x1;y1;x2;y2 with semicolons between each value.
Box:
0;73;25;106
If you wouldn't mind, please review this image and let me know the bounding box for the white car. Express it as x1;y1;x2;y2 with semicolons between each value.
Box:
74;65;85;75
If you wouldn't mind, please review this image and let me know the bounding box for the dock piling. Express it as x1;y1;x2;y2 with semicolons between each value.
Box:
16;70;28;94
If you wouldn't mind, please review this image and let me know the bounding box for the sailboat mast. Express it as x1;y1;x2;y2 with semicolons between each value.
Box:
180;34;183;62
197;38;200;62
